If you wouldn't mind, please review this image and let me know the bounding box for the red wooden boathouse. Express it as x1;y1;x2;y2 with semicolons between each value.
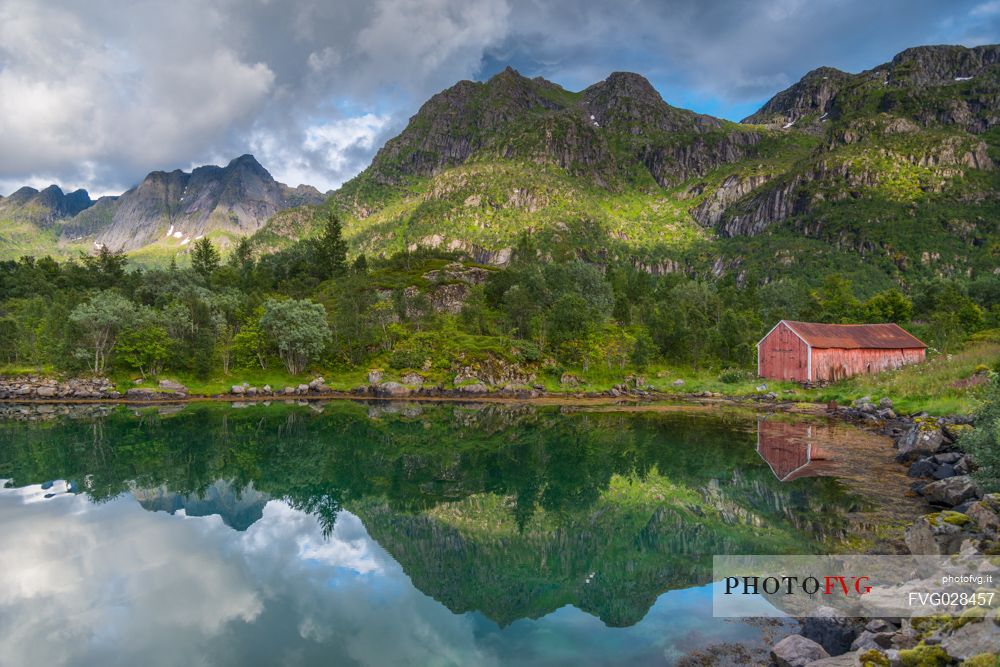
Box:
756;320;927;383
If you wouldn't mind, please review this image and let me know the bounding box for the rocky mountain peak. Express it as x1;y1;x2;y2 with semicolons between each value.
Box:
886;44;1000;86
742;66;851;126
0;184;94;225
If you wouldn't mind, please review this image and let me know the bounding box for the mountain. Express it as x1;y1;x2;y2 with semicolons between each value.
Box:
0;154;326;259
253;44;998;288
2;43;998;287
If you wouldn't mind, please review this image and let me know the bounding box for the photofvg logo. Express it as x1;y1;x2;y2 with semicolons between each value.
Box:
723;574;872;597
712;555;999;618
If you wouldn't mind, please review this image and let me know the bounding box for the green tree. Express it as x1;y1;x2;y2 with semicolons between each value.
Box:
960;373;1000;492
260;298;331;374
313;212;348;280
116;324;170;378
862;289;913;323
191;238;221;279
69;292;136;373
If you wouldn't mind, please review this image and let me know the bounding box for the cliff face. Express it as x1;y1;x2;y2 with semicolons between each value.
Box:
360;67;759;191
93;154;325;251
0;185;95;225
0;155;325;256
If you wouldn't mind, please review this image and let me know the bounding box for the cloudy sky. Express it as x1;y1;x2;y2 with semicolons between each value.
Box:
0;0;997;197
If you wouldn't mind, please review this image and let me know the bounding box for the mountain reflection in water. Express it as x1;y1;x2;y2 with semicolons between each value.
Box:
0;401;918;666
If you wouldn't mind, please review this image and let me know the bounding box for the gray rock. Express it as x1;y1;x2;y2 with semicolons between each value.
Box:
296;384;309;394
367;370;383;386
246;387;257;397
282;386;295;395
932;463;956;480
933;452;962;464
377;382;410;397
955;456;972;475
457;383;489;394
672;379;685;387
560;373;580;387
905;512;975;554
878;397;893;409
230;385;245;395
771;635;829;667
35;386;57;397
865;619;897;634
849;630;895;651
920;475;980;506
262;385;272;394
158;379;188;393
966;494;1000;536
908;459;937;478
308;377;326;390
896;426;947;461
400;372;425;386
803;651;859;666
939;620;1000;660
801;607;863;655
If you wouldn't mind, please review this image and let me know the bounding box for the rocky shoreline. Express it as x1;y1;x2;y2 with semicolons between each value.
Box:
762;396;999;666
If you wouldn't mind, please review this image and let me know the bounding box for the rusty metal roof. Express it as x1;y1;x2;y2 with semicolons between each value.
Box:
781;320;927;349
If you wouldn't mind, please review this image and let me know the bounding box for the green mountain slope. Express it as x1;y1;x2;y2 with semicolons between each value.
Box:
253;44;998;289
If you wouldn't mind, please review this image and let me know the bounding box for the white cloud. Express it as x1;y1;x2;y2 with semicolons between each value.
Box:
0;0;994;195
971;0;1000;16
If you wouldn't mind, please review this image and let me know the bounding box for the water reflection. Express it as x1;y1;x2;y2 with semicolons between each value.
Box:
756;417;834;482
0;402;918;665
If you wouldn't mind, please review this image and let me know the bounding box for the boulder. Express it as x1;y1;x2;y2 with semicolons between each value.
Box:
801;607;864;655
282;386;295;395
296;384;309;395
896;426;947;461
931;463;956;480
560;373;580;387
907;459;937;478
262;385;272;394
456;383;489;394
966;494;1000;536
124;388;160;400
231;385;246;395
803;652;859;666
905;512;976;554
954;456;972;475
939;620;1000;661
35;386;57;397
401;373;425;386
933;452;962;465
920;475;980;507
377;382;410;397
771;635;829;667
158;379;188;393
878;397;893;409
849;630;895;651
308;377;326;390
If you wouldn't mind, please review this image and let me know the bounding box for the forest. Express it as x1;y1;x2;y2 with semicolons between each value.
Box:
0;210;996;389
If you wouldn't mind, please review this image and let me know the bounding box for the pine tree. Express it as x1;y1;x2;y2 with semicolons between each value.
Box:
191;238;221;279
313;211;347;280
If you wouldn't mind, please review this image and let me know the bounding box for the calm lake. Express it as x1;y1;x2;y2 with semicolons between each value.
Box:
0;401;920;666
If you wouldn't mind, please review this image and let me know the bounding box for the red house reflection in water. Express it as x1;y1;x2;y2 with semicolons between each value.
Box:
756;418;835;482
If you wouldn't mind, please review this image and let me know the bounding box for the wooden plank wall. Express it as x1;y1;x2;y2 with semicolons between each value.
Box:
758;322;809;382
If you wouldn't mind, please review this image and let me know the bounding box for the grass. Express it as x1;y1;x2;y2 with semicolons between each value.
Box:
1;339;995;417
802;342;1000;415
